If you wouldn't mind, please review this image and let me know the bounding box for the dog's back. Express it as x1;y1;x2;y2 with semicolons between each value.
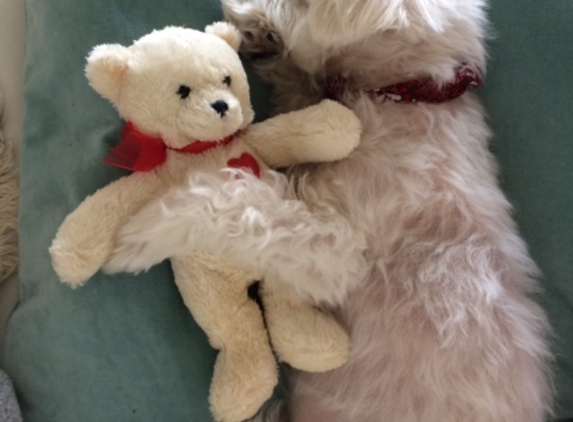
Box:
223;1;553;421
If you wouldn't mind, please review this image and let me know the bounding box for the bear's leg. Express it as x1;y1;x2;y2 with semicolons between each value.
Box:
261;281;349;373
171;254;278;422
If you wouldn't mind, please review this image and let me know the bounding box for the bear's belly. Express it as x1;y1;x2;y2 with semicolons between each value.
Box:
157;138;269;187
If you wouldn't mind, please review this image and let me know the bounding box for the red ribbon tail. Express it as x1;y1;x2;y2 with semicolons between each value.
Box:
103;123;167;172
103;136;143;171
103;122;238;172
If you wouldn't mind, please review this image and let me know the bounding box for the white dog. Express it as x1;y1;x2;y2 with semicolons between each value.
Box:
109;1;553;421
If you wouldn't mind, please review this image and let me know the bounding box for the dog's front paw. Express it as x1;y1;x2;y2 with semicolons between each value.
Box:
222;1;284;60
242;26;283;61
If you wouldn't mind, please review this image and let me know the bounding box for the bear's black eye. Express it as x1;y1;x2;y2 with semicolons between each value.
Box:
223;76;231;87
177;85;191;99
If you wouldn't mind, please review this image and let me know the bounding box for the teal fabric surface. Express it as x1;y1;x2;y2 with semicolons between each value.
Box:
483;1;573;417
1;0;571;421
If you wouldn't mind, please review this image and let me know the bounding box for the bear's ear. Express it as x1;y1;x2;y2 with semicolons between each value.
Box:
205;22;241;52
85;44;132;103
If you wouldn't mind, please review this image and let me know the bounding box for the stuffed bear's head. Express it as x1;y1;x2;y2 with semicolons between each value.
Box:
85;23;253;148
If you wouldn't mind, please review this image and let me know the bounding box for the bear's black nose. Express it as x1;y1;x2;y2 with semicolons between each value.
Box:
211;100;229;117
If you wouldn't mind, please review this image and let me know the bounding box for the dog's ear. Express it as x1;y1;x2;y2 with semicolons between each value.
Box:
307;0;410;48
85;44;132;103
205;22;242;52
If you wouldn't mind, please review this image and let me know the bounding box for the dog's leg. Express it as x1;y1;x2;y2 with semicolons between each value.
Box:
222;0;322;113
251;55;324;114
221;0;284;62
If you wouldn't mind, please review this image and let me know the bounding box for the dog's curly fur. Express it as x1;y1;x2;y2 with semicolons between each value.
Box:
218;1;553;422
105;169;367;305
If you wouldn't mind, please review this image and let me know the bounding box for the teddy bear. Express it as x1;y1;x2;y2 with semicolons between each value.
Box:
49;24;365;422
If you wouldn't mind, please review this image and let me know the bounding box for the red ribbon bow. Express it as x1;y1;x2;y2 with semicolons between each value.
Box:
103;122;235;172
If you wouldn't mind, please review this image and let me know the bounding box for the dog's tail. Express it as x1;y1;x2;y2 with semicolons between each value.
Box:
105;169;367;305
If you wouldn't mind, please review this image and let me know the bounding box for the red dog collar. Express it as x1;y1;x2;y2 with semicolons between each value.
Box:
327;63;483;104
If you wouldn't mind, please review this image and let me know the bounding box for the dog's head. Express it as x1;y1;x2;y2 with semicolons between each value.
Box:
223;0;488;82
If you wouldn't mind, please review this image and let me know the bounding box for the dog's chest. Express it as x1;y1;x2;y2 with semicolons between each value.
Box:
298;135;444;250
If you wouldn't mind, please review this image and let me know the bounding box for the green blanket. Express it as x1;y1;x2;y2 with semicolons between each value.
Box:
1;0;571;420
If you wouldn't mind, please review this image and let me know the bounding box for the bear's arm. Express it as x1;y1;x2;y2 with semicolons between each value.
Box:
49;171;166;287
242;99;362;168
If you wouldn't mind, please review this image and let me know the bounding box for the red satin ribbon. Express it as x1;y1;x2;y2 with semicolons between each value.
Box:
103;122;235;172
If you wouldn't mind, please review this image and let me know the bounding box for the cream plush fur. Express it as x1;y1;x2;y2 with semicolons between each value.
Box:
49;24;366;422
108;1;555;421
